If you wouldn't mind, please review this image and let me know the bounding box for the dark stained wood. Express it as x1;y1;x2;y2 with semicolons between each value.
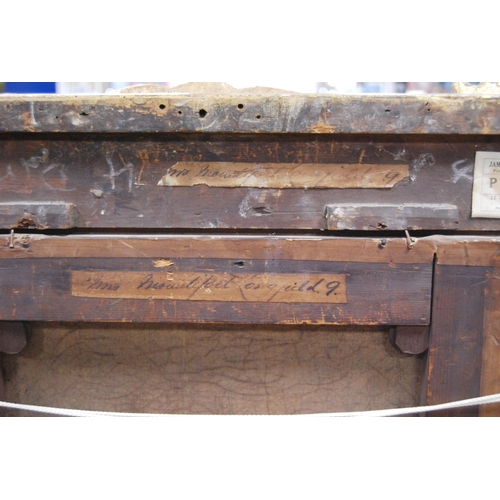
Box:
0;134;499;231
2;92;500;417
1;94;500;135
423;265;487;416
393;326;429;355
0;255;432;325
0;354;5;417
0;322;28;354
479;269;500;416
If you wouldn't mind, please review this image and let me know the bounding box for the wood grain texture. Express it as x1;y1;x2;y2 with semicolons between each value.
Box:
434;236;500;267
480;270;500;416
1;91;499;417
1;94;500;134
1;234;437;264
2;323;424;416
424;265;487;416
0;134;499;231
0;354;5;417
0;257;432;325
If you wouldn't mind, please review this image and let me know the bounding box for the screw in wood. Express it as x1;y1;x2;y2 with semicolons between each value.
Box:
405;230;415;250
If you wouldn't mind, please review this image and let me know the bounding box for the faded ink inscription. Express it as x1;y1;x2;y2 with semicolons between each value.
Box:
72;271;348;304
157;162;408;189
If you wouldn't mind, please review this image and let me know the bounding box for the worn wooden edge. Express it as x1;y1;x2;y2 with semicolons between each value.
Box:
1;94;500;134
433;236;500;266
4;233;499;265
324;204;459;231
1;234;437;264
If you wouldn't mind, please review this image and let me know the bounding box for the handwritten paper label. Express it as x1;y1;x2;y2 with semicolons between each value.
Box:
71;271;347;303
157;162;408;189
472;152;500;218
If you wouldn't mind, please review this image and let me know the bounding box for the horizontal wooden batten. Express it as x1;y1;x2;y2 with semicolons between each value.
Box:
1;234;437;264
1;95;500;134
0;238;433;325
0;135;499;231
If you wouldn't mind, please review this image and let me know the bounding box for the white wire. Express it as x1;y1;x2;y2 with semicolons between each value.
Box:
1;392;500;417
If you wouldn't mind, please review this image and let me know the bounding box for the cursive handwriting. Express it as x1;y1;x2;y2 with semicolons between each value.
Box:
73;271;347;304
157;162;408;189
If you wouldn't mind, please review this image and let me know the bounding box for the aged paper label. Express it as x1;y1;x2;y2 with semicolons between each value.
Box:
72;271;347;304
472;152;500;218
157;162;408;189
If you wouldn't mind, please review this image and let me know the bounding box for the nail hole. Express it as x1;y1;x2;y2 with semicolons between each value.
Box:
177;110;182;115
159;104;166;110
385;109;390;113
199;109;207;118
233;260;245;268
255;114;261;119
79;111;89;116
237;104;244;109
377;222;387;229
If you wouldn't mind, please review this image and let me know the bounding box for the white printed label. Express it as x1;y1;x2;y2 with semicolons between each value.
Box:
472;152;500;218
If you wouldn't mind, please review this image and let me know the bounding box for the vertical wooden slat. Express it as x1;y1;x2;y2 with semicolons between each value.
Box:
0;354;5;417
480;270;500;416
424;265;487;417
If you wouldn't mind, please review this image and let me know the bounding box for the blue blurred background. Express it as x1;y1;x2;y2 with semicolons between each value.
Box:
0;82;457;94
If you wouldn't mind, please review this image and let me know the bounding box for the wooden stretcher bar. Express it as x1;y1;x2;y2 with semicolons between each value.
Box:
1;234;434;325
1;89;500;416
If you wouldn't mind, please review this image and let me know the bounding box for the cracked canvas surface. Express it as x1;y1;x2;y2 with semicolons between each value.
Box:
3;323;423;416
